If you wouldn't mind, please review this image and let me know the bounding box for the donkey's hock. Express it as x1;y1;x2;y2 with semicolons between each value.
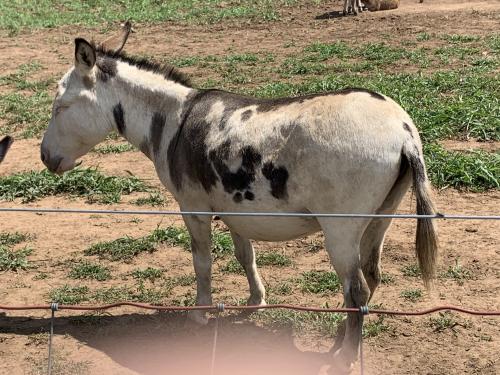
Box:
40;22;438;372
0;136;13;164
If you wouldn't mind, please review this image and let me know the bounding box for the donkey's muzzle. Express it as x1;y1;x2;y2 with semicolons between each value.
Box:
41;147;63;173
0;136;13;163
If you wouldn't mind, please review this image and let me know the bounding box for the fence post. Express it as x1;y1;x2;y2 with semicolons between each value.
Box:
47;302;58;375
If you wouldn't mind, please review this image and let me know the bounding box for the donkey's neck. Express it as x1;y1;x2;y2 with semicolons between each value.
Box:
98;60;194;159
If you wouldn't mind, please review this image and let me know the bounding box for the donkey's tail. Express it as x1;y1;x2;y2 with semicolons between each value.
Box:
402;142;438;288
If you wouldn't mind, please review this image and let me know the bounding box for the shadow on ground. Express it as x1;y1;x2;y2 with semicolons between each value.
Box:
1;312;336;375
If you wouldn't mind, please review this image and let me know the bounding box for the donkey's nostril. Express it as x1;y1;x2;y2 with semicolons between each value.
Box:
41;149;48;164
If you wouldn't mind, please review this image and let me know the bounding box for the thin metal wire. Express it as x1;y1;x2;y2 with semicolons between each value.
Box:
1;303;499;316
0;207;499;220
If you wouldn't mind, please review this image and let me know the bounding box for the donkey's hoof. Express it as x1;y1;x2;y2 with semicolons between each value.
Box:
331;348;355;374
186;310;209;326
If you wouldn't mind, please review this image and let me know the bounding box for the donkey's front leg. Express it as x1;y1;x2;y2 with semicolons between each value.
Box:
183;214;213;325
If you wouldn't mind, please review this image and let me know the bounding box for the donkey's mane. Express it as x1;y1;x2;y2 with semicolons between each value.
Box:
95;45;192;87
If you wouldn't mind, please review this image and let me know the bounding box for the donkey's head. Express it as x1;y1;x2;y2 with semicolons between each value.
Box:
40;23;132;174
0;136;13;164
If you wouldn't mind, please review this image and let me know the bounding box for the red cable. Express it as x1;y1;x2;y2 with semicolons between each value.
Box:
0;303;499;316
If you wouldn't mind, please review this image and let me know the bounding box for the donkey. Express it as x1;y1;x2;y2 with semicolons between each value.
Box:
0;136;13;164
40;24;438;372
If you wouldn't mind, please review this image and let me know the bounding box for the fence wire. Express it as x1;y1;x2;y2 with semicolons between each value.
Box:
0;206;499;220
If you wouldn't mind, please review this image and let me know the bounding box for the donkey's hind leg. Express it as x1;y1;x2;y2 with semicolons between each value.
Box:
231;231;266;306
319;218;371;372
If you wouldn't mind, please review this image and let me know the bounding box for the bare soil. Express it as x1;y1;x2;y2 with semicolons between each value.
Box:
1;1;499;374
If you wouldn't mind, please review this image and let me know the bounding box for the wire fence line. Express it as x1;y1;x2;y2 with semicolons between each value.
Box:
2;302;499;375
0;207;499;220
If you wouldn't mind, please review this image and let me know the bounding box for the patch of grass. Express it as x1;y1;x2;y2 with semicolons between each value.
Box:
381;273;395;284
441;259;473;285
268;281;293;296
256;251;292;267
131;267;163;282
299;270;341;294
49;285;90;305
211;230;234;258
0;91;52;138
441;34;481;43
0;1;300;34
173;274;196;286
133;192;167;207
429;312;460;332
85;235;158;262
400;288;423;302
93;281;170;304
0;62;53;138
151;226;191;249
0;246;33;271
92;143;136;154
69;262;111;281
416;32;431;41
221;258;245;274
363;316;390;338
0;168;149;203
401;264;421;277
0;231;30;246
425;144;499;191
253;299;343;336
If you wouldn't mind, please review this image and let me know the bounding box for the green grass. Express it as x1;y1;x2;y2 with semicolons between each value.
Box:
363;316;390;338
268;281;293;296
429;312;459;332
256;251;292;267
400;288;423;302
0;246;33;271
0;62;53;138
441;260;473;285
252;298;343;336
0;231;33;271
221;258;245;274
0;231;30;246
401;264;421;277
381;273;395;285
131;267;163;282
425;145;499;191
92;143;136;154
133;193;167;207
0;0;301;34
93;281;170;304
69;262;111;281
299;270;341;294
85;225;232;261
0;168;149;203
49;285;90;305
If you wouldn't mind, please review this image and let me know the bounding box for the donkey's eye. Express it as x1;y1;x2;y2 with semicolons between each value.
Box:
55;106;67;116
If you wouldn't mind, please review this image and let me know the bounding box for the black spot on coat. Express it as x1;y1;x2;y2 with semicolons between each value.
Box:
241;109;253;122
151;112;166;157
262;162;289;199
112;103;125;135
403;122;413;138
335;88;386;101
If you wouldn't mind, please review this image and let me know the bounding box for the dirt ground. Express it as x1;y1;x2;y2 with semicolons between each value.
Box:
0;0;499;374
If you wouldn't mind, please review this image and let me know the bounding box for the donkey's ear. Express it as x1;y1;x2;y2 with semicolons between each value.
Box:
75;38;96;72
99;21;133;54
0;136;13;164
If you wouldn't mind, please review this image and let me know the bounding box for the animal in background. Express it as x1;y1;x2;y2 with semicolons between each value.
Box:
363;0;400;11
0;136;13;163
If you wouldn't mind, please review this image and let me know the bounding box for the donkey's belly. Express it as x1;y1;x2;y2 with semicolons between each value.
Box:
221;216;321;241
